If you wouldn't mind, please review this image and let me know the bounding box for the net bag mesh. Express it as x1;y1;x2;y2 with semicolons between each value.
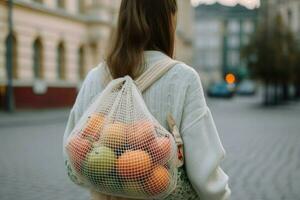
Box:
64;76;178;199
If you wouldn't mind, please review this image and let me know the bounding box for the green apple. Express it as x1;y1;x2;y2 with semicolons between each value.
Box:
83;146;116;183
123;181;145;196
102;174;123;193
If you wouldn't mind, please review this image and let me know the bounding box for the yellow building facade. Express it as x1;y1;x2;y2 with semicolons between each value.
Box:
0;0;194;109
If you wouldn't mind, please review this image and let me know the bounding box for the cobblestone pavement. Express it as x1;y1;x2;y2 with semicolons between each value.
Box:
210;97;300;200
0;97;300;200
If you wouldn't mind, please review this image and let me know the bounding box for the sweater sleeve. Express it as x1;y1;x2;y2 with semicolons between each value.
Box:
180;70;231;200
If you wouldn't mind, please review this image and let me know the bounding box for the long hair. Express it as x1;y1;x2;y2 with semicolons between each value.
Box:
106;0;177;79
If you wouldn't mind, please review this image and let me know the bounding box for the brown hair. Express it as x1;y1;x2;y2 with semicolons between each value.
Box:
106;0;177;79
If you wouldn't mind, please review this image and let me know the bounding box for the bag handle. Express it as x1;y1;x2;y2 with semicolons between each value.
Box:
134;58;180;92
167;113;184;168
102;58;179;92
134;58;184;167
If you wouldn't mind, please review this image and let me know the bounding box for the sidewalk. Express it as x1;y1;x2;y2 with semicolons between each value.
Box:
0;109;70;128
1;96;300;200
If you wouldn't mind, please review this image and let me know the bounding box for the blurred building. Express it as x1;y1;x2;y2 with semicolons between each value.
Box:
0;0;120;109
176;0;194;66
194;3;258;87
0;0;194;110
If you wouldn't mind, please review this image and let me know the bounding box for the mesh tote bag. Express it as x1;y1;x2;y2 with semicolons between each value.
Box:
64;58;188;199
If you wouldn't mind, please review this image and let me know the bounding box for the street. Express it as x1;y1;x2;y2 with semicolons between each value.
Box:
0;96;300;200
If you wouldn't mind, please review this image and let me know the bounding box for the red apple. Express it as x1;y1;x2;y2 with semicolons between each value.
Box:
147;136;172;165
127;120;156;150
66;135;92;172
81;113;105;141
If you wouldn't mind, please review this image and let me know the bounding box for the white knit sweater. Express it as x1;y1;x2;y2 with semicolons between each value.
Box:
63;51;231;200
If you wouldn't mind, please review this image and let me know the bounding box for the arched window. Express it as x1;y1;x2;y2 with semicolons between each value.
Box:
57;0;65;9
5;33;18;79
57;42;66;80
33;38;43;79
78;46;85;80
78;0;85;14
90;42;98;66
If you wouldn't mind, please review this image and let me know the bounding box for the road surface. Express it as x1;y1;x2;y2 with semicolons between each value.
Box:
1;96;300;200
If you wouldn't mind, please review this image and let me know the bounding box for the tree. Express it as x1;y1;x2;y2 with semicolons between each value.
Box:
293;50;300;99
242;14;297;105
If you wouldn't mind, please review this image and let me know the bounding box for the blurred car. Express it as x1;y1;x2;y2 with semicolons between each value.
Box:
207;82;235;98
236;80;256;96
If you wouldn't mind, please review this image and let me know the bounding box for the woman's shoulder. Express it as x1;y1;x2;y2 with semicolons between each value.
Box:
83;61;201;89
84;63;104;82
168;60;201;85
82;62;110;87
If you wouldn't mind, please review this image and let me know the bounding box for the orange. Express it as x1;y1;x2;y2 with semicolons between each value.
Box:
81;113;105;141
101;122;127;149
117;150;152;180
66;135;92;172
147;136;172;164
127;120;156;149
144;166;170;195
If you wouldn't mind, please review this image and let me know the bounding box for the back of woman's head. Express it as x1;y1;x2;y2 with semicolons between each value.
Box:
106;0;177;79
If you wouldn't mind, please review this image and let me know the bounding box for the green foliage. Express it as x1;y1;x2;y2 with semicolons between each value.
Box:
242;14;299;84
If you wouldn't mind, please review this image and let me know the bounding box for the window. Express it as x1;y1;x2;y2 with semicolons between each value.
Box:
78;46;85;80
33;38;43;79
228;20;240;34
5;33;18;79
78;0;85;14
227;50;240;67
228;36;240;48
57;0;65;9
90;42;98;66
57;42;66;80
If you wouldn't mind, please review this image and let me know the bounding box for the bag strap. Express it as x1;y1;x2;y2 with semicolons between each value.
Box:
102;58;179;93
134;58;184;167
167;113;184;168
134;58;180;93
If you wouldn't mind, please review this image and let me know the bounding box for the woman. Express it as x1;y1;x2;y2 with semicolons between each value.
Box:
63;0;231;200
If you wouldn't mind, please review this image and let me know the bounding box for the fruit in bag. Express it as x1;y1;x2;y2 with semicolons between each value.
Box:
117;150;152;180
123;181;145;196
101;122;127;149
83;146;116;182
65;76;178;199
128;120;156;149
81;113;105;141
144;165;171;195
147;136;172;164
66;135;92;172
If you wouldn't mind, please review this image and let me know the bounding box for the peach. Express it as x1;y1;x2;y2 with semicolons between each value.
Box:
117;150;152;180
147;136;172;165
144;166;170;195
101;122;127;149
127;120;156;149
66;135;92;172
81;113;105;141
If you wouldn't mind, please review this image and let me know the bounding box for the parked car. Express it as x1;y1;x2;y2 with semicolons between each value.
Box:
207;82;235;98
236;80;256;96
